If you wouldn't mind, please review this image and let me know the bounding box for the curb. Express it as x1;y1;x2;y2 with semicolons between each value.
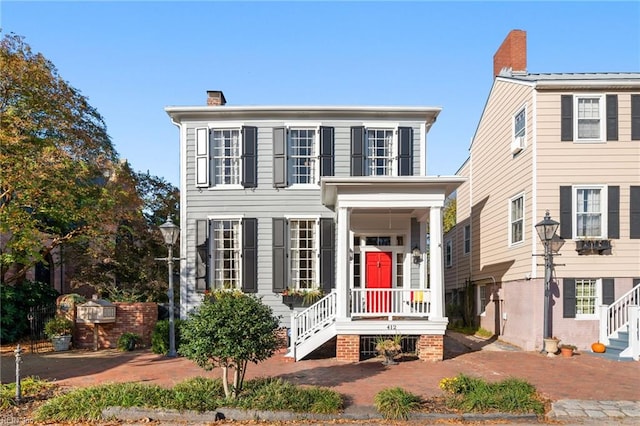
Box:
102;406;541;423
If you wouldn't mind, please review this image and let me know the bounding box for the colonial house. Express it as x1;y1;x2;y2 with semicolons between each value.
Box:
444;30;640;360
166;93;464;361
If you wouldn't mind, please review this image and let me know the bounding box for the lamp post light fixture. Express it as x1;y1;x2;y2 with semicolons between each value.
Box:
535;210;560;353
412;246;422;264
159;216;180;358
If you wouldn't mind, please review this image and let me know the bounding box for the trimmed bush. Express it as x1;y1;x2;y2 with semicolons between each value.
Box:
150;318;183;355
374;387;422;420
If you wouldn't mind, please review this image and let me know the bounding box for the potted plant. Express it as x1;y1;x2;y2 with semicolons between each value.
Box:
559;343;577;358
543;337;560;355
375;335;403;365
281;287;324;307
44;316;74;351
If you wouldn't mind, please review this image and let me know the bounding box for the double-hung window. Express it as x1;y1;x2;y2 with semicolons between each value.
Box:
514;108;526;140
211;219;242;289
509;194;524;245
195;126;257;188
289;129;317;185
289;218;318;290
463;224;471;254
576;96;603;140
575;278;599;317
366;129;394;176
575;186;606;239
351;126;414;176
444;239;453;267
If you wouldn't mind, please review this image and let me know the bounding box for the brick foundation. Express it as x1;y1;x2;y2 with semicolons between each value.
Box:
416;334;444;361
336;335;360;362
75;302;157;350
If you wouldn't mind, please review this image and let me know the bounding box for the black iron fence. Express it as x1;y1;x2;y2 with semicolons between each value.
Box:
359;335;418;360
28;304;57;353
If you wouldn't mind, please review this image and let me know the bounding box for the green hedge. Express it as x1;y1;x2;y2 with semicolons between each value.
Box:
150;319;184;355
0;280;59;343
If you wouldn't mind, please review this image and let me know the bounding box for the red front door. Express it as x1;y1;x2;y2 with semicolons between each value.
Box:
366;251;392;312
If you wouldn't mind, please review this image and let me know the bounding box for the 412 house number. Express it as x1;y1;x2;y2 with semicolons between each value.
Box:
386;324;397;330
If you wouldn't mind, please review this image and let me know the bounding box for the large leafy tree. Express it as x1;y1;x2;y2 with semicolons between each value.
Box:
0;32;118;283
179;291;282;399
443;197;457;233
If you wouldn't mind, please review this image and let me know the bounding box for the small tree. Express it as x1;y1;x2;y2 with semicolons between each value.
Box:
178;290;281;399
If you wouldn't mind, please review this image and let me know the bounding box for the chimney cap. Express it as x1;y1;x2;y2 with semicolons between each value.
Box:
206;90;227;106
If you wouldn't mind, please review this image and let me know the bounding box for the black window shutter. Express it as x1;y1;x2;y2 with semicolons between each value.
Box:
242;126;257;188
319;218;335;294
606;95;618;141
272;218;287;292
630;186;640;239
561;95;573;141
350;126;365;176
563;278;576;318
607;186;619;239
195;220;209;292
398;127;414;176
632;95;640;140
273;127;288;188
242;218;258;293
559;186;573;239
410;218;420;252
602;278;615;305
319;126;335;178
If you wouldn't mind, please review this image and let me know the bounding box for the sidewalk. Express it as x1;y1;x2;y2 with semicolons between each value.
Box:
2;331;638;423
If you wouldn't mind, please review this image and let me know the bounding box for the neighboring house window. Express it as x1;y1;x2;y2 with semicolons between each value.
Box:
575;278;598;317
367;129;394;176
195;126;257;188
463;225;471;254
273;126;334;188
289;218;318;290
576;96;603;140
564;278;614;319
212;129;241;185
445;239;452;267
289;129;317;185
351;126;414;176
211;219;242;289
514;108;526;139
509;194;524;245
575;186;606;238
478;285;488;316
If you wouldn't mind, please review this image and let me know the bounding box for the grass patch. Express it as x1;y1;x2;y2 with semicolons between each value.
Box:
34;377;343;422
374;387;422;420
0;377;55;410
439;374;545;414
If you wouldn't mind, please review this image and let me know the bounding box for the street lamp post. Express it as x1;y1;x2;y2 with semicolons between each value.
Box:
535;210;560;353
159;216;180;358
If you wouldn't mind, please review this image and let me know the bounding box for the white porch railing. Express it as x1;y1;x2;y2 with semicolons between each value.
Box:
350;288;431;319
629;306;639;361
599;283;640;345
290;290;338;347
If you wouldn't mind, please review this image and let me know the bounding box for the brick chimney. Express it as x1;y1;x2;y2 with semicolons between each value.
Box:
493;30;527;78
207;90;226;106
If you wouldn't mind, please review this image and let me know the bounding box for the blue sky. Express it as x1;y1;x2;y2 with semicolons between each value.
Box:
2;1;639;187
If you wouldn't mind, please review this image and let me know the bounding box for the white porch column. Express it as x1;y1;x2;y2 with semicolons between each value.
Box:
429;206;445;318
336;206;350;319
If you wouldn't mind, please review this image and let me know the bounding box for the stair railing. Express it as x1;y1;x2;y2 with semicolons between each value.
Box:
289;290;337;358
599;284;640;345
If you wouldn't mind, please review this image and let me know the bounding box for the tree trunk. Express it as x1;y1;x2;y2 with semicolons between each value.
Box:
221;366;231;398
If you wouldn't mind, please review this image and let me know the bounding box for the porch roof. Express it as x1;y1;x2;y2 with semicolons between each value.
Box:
320;176;465;209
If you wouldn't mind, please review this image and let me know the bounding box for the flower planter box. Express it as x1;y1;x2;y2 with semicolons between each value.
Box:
51;335;72;351
282;295;305;307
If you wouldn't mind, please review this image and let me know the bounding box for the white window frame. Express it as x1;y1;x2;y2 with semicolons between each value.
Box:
513;106;526;140
287;216;320;291
477;285;488;316
444;239;453;267
365;127;397;176
573;185;607;239
463;224;471;255
509;193;525;246
575;278;601;320
287;126;319;187
210;218;243;290
210;128;242;187
574;94;605;142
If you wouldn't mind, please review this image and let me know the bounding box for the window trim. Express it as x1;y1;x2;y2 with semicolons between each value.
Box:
444;239;453;267
287;126;320;188
509;193;525;246
477;285;488;317
463;224;471;255
287;216;321;291
574;278;601;320
572;185;608;239
365;127;398;177
574;94;605;142
513;105;526;141
210;217;243;290
210;128;243;187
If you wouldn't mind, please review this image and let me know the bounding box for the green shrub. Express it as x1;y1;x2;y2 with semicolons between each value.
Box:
439;374;545;414
374;387;422;420
44;316;74;338
150;318;183;355
117;332;141;351
0;280;59;343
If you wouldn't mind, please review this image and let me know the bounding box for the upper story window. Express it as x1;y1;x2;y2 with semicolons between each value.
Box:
575;186;606;238
509;194;524;245
444;239;453;267
463;224;471;254
366;129;394;176
195;126;257;189
351;126;414;176
514;108;526;139
273;126;334;188
576;96;603;140
289;129;317;185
